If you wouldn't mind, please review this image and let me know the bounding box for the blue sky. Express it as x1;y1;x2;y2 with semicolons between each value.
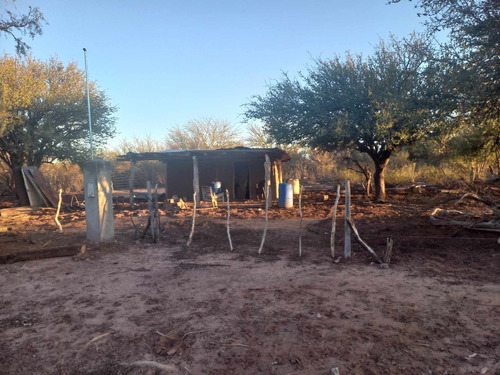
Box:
1;0;425;148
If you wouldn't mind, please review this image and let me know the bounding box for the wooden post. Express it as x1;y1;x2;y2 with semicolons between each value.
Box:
164;161;168;202
330;184;340;258
154;184;160;243
384;237;393;264
298;185;303;257
273;162;279;199
55;188;63;233
147;181;156;243
129;160;136;209
258;154;271;254
226;189;233;251
192;156;200;206
344;179;351;258
278;161;283;184
187;192;197;246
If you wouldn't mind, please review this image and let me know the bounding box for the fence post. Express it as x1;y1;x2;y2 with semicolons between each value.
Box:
344;179;351;258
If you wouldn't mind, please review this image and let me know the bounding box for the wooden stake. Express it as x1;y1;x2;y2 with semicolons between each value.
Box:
147;181;156;242
258;154;271;254
299;185;303;257
344;180;351;258
226;189;233;251
154;184;160;243
273;162;279;199
55;188;63;233
192;156;200;206
187;192;197;246
346;216;384;264
331;184;341;258
129;160;136;209
384;237;393;264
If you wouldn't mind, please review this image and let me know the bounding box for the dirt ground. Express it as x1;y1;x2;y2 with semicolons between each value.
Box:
0;186;499;374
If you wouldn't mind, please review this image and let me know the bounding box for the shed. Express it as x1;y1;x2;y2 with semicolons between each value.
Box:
117;147;291;201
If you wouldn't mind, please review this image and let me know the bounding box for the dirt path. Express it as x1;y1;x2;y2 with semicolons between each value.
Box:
1;188;499;374
1;240;498;374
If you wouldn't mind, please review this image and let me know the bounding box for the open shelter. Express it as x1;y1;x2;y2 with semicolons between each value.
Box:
117;147;291;202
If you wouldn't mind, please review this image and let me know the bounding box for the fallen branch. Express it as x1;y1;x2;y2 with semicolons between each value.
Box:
128;360;178;372
181;329;209;340
0;245;81;264
456;192;494;207
221;343;251;348
430;208;476;227
346;217;384;265
83;331;114;349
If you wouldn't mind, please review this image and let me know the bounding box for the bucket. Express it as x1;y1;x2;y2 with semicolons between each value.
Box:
288;178;300;195
211;180;221;194
278;183;293;208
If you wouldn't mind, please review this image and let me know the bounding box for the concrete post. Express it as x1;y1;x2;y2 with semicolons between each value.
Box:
83;160;115;242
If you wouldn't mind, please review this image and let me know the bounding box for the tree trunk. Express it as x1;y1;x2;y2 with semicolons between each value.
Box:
13;166;30;206
365;171;372;197
373;159;390;202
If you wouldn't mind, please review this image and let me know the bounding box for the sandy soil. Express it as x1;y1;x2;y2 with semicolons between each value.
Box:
0;187;499;374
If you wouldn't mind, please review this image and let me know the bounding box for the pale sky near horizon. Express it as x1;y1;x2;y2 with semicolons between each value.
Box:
1;0;426;148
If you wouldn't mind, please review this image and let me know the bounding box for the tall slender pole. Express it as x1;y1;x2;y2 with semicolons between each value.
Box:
344;179;351;258
83;48;94;160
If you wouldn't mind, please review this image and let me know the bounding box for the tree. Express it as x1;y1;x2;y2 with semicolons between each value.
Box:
1;2;46;55
245;35;438;201
245;122;274;148
0;55;116;204
165;118;241;149
390;0;500;169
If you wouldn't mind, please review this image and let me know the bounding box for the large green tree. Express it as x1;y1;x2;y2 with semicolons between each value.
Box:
245;35;438;201
0;55;116;204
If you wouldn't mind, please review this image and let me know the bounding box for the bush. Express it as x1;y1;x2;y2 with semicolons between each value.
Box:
40;163;84;193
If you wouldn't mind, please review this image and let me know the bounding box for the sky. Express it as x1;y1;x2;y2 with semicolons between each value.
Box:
1;0;426;148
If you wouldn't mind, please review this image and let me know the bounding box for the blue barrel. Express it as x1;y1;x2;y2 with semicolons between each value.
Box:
278;183;293;208
211;180;222;194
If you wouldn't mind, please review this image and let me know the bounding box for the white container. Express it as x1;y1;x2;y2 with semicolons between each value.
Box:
288;178;300;195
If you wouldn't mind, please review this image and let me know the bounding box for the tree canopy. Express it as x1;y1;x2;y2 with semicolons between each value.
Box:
0;55;116;204
1;3;46;55
245;35;438;200
391;0;500;168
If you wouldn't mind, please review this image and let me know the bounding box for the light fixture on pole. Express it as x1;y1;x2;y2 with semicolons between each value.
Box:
83;48;94;160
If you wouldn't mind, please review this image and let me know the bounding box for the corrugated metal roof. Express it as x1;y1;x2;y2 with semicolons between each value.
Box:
117;147;291;162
